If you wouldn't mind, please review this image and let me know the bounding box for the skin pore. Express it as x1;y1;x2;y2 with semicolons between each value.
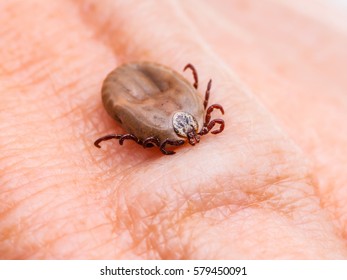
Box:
0;0;347;259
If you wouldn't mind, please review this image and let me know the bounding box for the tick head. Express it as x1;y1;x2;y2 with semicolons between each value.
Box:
173;112;200;145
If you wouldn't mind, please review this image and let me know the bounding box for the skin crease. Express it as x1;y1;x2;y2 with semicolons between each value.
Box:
0;0;347;259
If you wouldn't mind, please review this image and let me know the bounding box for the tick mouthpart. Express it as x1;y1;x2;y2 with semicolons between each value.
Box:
187;129;200;146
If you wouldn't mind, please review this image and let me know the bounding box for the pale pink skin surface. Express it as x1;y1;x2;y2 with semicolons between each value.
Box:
1;0;347;259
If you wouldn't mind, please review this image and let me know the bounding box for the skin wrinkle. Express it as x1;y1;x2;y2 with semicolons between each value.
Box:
112;154;314;258
1;184;53;221
118;154;316;258
1;170;54;206
2;158;111;258
76;230;113;252
2;184;73;230
26;200;110;259
120;194;173;257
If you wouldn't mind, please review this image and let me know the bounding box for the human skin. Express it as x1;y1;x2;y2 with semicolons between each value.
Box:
1;0;347;259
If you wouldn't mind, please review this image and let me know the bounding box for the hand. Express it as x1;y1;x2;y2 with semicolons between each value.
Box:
1;0;346;259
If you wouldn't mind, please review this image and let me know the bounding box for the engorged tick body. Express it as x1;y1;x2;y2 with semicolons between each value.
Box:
94;62;225;155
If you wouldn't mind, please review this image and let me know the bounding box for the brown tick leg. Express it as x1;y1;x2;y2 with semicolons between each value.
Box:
159;139;185;155
94;134;122;148
207;119;225;134
205;103;225;124
183;63;198;89
199;119;225;135
199;104;225;135
119;134;140;145
203;79;212;109
142;136;160;148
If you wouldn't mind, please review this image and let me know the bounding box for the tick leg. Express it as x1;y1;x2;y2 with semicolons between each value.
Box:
94;133;139;148
183;63;198;89
159;139;185;155
203;79;212;109
199;119;225;135
204;103;225;124
94;134;122;148
119;134;140;145
199;103;225;136
207;119;225;134
142;136;160;148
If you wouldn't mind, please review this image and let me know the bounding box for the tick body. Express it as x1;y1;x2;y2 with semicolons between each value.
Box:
94;62;225;155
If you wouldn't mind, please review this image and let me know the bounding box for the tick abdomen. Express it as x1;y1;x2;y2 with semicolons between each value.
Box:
101;62;204;141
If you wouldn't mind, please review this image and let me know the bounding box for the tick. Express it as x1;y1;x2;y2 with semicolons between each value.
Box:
94;62;225;155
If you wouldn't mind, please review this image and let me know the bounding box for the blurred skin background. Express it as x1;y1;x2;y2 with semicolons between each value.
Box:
0;0;347;259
